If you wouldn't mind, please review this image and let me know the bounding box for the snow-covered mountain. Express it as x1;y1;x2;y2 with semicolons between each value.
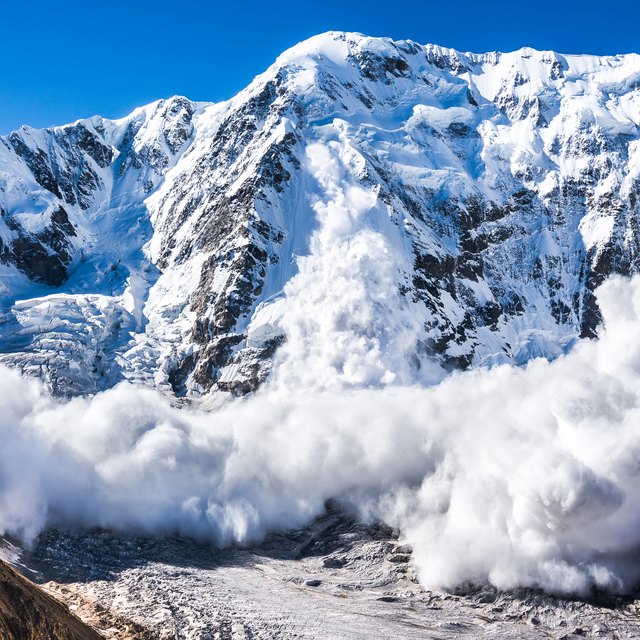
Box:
1;31;640;398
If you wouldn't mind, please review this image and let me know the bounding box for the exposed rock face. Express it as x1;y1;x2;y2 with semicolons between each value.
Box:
1;32;639;397
1;205;75;286
0;558;103;640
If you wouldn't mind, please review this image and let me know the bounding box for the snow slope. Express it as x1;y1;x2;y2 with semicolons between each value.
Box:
1;32;640;397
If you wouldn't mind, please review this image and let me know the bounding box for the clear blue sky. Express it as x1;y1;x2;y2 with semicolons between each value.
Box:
1;0;639;134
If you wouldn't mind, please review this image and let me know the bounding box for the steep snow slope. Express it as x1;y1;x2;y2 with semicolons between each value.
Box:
1;32;640;397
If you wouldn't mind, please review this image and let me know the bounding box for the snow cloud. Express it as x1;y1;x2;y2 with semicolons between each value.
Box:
3;139;640;596
2;275;640;595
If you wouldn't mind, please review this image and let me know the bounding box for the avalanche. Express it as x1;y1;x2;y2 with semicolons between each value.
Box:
2;275;640;594
2;31;640;596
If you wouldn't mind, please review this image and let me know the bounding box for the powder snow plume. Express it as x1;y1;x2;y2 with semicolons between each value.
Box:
4;139;640;596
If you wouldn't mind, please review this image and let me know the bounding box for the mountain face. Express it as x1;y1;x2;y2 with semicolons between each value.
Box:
1;32;640;398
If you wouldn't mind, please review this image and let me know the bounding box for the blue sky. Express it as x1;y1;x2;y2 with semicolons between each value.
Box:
1;0;639;134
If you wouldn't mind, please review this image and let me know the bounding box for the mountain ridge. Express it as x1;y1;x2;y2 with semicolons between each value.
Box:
1;30;639;398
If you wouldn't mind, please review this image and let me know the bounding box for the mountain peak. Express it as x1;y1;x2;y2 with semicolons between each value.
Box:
0;31;639;397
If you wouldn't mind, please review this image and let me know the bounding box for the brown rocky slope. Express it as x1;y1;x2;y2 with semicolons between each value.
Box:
0;559;102;640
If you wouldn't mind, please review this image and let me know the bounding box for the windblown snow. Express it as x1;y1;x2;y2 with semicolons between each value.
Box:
2;31;640;596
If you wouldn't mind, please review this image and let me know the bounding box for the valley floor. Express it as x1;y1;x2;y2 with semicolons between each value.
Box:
5;506;640;640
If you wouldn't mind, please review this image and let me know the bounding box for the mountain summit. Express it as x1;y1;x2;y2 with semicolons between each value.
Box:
1;31;639;397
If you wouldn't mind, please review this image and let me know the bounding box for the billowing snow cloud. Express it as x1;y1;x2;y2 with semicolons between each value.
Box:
270;136;444;392
2;274;640;595
3;139;640;597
